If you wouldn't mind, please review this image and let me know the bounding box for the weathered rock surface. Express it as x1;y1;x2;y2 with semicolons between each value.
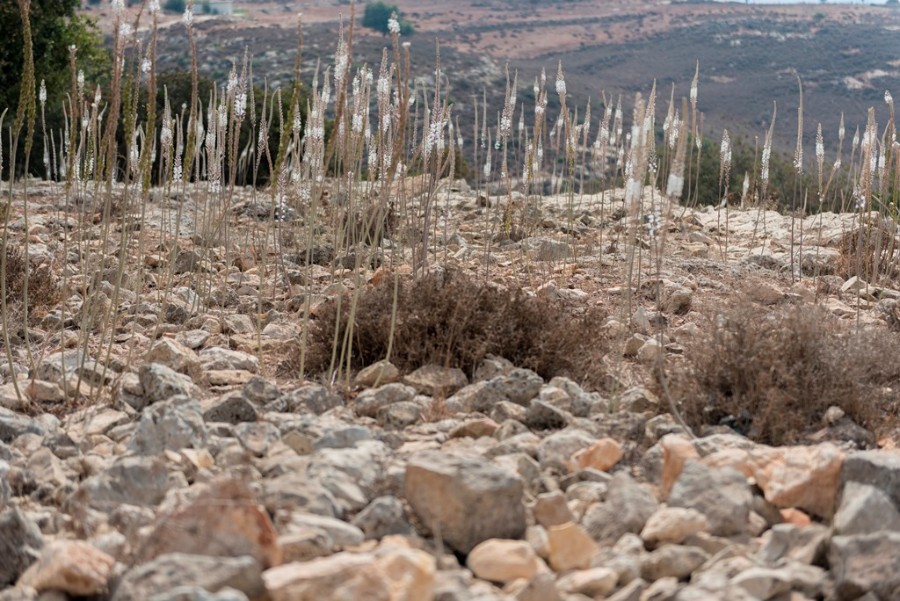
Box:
405;451;526;553
0;509;43;587
17;540;114;596
111;554;265;601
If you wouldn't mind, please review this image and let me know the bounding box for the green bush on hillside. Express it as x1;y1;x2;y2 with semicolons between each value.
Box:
362;2;414;35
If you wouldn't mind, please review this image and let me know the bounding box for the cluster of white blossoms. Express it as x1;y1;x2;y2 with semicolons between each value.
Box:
387;13;400;35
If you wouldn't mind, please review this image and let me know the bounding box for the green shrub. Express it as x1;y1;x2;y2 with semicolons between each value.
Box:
361;1;414;35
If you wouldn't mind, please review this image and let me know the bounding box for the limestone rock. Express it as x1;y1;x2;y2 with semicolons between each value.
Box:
641;507;710;546
756;523;829;566
583;472;659;544
532;491;575;528
262;548;435;601
660;435;699;499
571;438;623;472
755;443;845;519
112;553;265;601
467;539;544;583
71;455;169;512
199;347;259;373
138;363;199;408
668;461;751;536
405;451;526;553
201;393;258;425
134;478;282;568
617;387;659;413
128;395;208;455
354;383;416;418
829;532;900;601
834;480;900;535
403;364;468;396
354;361;400;388
556;567;618;597
145;339;201;377
640;544;709;581
350;495;412;539
536;428;596;472
0;407;45;444
0;509;43;586
546;522;599;571
17;540;114;596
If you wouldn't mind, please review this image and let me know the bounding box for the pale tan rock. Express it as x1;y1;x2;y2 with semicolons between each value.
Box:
532;491;575;528
556;567;618;597
706;443;845;519
0;382;30;411
405;452;526;554
80;408;130;437
505;572;561;601
641;507;710;546
355;361;401;388
448;418;499;440
467;539;545;584
144;338;201;377
660;435;699;499
206;369;255;386
779;508;812;527
571;438;623;472
756;444;845;518
26;380;65;403
373;546;436;601
263;548;435;601
17;540;114;595
546;522;599;572
263;553;374;601
403;364;468;396
637;338;663;366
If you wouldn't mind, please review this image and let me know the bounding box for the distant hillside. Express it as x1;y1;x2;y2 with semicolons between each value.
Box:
131;0;900;158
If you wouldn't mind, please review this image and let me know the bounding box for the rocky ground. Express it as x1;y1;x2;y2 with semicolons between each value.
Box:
1;178;900;601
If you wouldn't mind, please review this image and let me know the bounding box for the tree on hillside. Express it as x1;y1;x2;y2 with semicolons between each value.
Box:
361;2;414;35
0;0;108;177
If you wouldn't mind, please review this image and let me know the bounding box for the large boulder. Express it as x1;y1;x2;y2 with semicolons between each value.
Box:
404;451;526;553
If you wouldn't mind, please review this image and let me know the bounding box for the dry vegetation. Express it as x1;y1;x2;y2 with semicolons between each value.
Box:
2;0;900;448
294;269;612;388
672;302;900;446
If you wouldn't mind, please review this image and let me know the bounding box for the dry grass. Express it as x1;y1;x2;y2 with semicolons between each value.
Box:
3;246;60;329
671;302;900;445
288;270;613;389
835;220;900;284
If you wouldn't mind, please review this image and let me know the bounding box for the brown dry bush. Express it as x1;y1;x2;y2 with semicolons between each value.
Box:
835;221;900;284
672;302;900;445
291;270;612;389
3;246;60;326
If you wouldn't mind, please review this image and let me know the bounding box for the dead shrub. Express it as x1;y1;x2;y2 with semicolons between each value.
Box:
672;302;900;445
288;270;612;390
2;246;60;326
835;220;900;284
